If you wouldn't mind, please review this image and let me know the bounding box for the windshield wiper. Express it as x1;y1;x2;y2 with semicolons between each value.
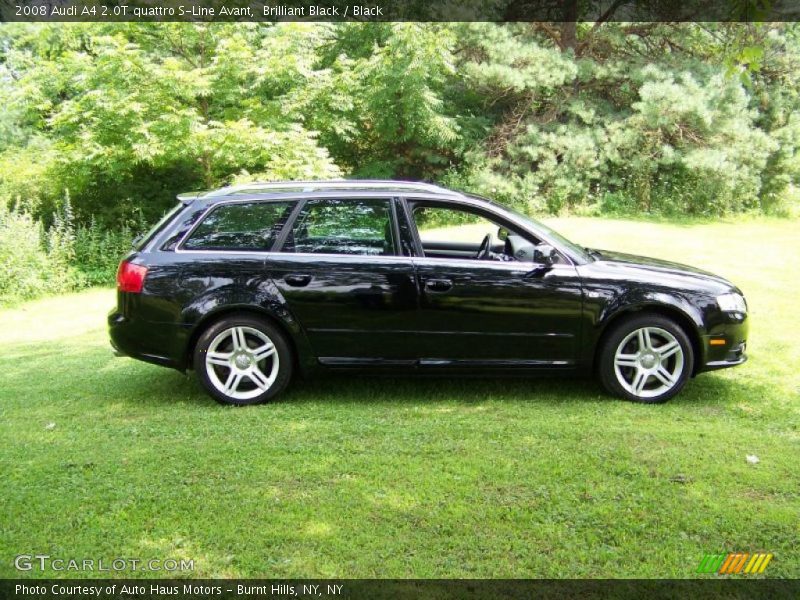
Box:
585;247;602;260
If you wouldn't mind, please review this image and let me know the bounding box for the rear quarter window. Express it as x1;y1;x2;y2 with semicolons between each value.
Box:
182;201;296;251
135;203;184;251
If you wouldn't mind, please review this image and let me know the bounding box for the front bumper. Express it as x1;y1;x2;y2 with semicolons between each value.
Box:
703;341;747;371
697;313;748;373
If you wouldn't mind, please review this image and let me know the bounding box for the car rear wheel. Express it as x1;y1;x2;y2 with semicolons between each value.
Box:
193;315;293;406
598;314;694;403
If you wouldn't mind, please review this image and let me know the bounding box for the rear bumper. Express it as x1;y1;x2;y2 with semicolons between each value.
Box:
108;309;189;371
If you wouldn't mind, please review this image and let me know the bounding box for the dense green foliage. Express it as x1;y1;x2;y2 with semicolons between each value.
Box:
0;194;136;303
3;22;800;221
0;202;69;301
0;22;799;301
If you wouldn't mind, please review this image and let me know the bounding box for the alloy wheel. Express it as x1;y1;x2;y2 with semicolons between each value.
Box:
613;326;685;399
205;326;280;401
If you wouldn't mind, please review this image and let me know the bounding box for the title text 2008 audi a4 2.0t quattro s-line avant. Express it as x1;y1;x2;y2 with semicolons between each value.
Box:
109;180;748;405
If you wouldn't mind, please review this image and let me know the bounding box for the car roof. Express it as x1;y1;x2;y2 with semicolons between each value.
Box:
178;179;469;205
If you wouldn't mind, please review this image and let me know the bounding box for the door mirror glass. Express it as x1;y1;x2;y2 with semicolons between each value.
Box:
533;244;556;265
497;227;509;241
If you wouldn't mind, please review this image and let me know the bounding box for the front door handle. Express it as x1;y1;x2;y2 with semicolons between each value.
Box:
424;278;453;293
284;274;312;287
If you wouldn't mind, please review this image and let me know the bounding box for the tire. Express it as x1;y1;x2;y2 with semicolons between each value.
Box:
598;314;694;404
193;314;293;406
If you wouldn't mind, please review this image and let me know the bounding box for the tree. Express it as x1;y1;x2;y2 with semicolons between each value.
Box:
448;22;800;215
1;22;798;222
306;23;462;179
0;23;340;223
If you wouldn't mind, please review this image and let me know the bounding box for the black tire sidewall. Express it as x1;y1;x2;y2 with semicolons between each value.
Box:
193;315;293;406
599;314;694;404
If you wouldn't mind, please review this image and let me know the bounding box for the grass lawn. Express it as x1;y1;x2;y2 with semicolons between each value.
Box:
1;217;798;579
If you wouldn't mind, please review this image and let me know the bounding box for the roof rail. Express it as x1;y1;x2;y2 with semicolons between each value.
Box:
203;179;460;197
176;192;206;204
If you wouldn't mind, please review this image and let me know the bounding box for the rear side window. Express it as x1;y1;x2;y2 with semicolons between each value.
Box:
182;201;296;251
136;202;184;250
280;198;395;256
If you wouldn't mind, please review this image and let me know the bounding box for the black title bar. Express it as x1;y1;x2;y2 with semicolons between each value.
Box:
2;0;800;22
3;579;800;600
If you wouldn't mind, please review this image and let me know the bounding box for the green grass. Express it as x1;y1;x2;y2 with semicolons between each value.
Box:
1;217;798;579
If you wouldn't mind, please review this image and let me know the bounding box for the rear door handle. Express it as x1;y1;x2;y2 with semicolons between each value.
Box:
284;274;312;287
424;278;453;293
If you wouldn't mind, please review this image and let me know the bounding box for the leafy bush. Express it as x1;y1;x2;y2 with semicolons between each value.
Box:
0;202;71;304
73;219;137;287
0;193;138;304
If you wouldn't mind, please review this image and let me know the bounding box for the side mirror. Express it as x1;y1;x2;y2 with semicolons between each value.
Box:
533;244;556;265
497;227;509;241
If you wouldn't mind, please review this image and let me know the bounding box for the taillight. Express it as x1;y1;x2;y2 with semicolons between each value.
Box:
116;261;148;293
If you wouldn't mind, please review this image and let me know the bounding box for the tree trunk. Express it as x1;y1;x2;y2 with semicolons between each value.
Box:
561;0;578;52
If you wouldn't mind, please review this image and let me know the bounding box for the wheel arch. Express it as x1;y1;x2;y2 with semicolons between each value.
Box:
183;305;306;373
593;301;704;376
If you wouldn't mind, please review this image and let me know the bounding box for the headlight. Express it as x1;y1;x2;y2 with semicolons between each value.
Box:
716;292;747;313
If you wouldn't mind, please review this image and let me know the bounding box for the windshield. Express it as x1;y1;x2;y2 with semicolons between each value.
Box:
503;205;592;262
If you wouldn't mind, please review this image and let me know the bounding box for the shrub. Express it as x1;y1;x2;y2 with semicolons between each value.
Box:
0;193;137;305
74;219;137;287
0;202;70;304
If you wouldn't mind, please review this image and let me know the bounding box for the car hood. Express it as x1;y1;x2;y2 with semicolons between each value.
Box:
585;249;737;295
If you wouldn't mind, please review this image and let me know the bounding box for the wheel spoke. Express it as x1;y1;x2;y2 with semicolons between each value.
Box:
207;351;232;367
653;366;675;387
252;342;276;362
248;366;271;391
615;353;638;368
223;371;243;394
658;340;680;360
231;327;246;351
631;368;648;395
638;328;654;351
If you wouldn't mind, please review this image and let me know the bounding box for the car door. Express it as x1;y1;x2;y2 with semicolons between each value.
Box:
268;196;420;364
402;199;584;366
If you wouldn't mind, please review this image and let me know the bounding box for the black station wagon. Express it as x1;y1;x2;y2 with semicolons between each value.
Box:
109;180;748;405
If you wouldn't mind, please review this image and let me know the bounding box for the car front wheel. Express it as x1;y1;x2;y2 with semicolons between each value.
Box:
598;314;694;403
193;315;293;406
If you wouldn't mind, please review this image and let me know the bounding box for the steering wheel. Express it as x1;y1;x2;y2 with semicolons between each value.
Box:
476;233;494;260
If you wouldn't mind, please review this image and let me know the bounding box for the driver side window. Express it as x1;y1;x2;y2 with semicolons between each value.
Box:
411;204;525;262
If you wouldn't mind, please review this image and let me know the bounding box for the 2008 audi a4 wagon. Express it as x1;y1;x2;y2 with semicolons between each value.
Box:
109;180;748;405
